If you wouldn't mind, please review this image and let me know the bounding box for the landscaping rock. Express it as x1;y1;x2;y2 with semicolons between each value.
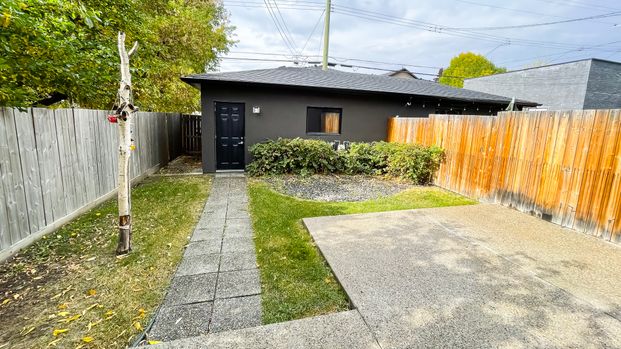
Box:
262;174;415;202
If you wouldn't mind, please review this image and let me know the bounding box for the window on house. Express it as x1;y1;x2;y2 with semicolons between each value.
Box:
306;107;342;134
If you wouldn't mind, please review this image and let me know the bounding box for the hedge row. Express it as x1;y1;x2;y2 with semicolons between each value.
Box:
246;138;445;185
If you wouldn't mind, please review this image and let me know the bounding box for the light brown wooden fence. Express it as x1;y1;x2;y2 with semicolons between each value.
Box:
387;110;621;243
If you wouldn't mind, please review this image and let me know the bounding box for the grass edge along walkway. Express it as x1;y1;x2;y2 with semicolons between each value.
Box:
0;175;212;349
248;180;476;324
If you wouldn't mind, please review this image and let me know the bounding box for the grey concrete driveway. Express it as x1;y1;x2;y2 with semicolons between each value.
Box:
303;204;621;349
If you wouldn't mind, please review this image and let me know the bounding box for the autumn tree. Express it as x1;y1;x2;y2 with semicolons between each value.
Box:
0;0;232;112
438;52;506;88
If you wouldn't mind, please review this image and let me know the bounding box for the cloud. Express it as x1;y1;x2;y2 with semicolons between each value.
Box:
218;0;621;76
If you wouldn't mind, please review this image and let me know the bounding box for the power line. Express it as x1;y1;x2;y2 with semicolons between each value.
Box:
330;4;621;51
220;55;615;84
533;0;621;12
218;56;461;77
227;51;444;69
300;9;325;54
270;0;299;53
224;0;621;51
452;11;621;30
450;0;618;25
498;39;621;66
262;0;298;55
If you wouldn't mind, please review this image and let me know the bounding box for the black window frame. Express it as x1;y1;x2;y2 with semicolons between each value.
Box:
305;106;343;135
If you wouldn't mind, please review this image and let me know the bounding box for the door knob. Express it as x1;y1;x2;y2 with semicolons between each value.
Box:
239;141;244;145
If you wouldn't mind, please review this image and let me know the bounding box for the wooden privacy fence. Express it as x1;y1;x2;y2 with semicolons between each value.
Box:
387;109;621;243
181;114;201;154
0;107;182;259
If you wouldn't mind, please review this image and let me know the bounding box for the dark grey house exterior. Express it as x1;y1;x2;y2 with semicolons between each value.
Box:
182;66;536;173
464;58;621;110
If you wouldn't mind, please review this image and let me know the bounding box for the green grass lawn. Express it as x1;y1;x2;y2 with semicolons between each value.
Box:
0;176;211;349
248;180;476;324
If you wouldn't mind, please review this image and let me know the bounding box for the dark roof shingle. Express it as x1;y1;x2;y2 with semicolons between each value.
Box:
182;66;537;105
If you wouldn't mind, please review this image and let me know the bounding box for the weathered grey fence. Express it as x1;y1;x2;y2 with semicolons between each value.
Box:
0;107;182;259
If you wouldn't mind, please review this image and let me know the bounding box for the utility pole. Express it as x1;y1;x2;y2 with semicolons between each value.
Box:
322;0;331;71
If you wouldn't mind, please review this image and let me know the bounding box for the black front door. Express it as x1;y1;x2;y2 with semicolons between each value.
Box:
215;102;245;170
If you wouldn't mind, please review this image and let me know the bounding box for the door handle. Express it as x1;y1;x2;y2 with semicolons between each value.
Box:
238;141;244;145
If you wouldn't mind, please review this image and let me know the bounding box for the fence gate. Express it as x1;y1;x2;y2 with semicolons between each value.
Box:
181;114;201;154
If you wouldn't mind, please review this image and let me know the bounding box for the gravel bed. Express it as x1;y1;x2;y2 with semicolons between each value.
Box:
262;175;415;202
158;155;202;174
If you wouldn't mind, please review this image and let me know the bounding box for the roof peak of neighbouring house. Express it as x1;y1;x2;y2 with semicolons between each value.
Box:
465;57;621;81
182;66;538;106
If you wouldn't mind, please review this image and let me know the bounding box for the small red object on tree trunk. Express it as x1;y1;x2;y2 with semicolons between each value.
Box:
107;115;118;123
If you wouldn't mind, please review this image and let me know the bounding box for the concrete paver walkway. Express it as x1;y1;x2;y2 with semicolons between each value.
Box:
148;174;261;342
151;203;621;348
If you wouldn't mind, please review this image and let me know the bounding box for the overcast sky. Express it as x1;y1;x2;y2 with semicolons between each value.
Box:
217;0;621;79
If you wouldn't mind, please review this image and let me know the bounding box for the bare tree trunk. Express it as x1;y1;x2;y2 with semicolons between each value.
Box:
115;32;138;255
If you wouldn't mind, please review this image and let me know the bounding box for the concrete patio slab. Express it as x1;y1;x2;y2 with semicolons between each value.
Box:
149;302;213;342
149;310;380;349
216;269;261;299
303;208;621;348
165;273;218;306
419;204;621;320
210;295;262;333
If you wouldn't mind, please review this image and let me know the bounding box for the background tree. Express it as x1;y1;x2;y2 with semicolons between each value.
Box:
0;0;232;112
438;52;506;88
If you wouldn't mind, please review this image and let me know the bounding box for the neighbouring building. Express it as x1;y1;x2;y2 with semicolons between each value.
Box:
464;58;621;110
385;68;419;79
182;66;537;173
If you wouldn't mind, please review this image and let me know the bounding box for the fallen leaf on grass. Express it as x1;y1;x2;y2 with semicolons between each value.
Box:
86;289;96;296
133;321;143;331
52;328;69;336
87;319;102;331
133;308;146;320
21;326;35;336
57;303;68;310
58;311;69;317
147;340;161;345
1;299;9;305
82;303;99;315
58;314;81;323
47;338;61;347
82;336;94;343
51;286;73;300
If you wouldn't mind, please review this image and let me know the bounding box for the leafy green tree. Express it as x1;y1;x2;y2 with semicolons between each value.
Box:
0;0;232;112
438;52;506;88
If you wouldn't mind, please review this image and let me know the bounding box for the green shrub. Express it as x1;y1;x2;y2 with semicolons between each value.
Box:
247;138;445;185
246;138;343;176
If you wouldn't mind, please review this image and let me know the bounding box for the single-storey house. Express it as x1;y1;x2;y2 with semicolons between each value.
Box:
182;66;537;173
464;58;621;110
